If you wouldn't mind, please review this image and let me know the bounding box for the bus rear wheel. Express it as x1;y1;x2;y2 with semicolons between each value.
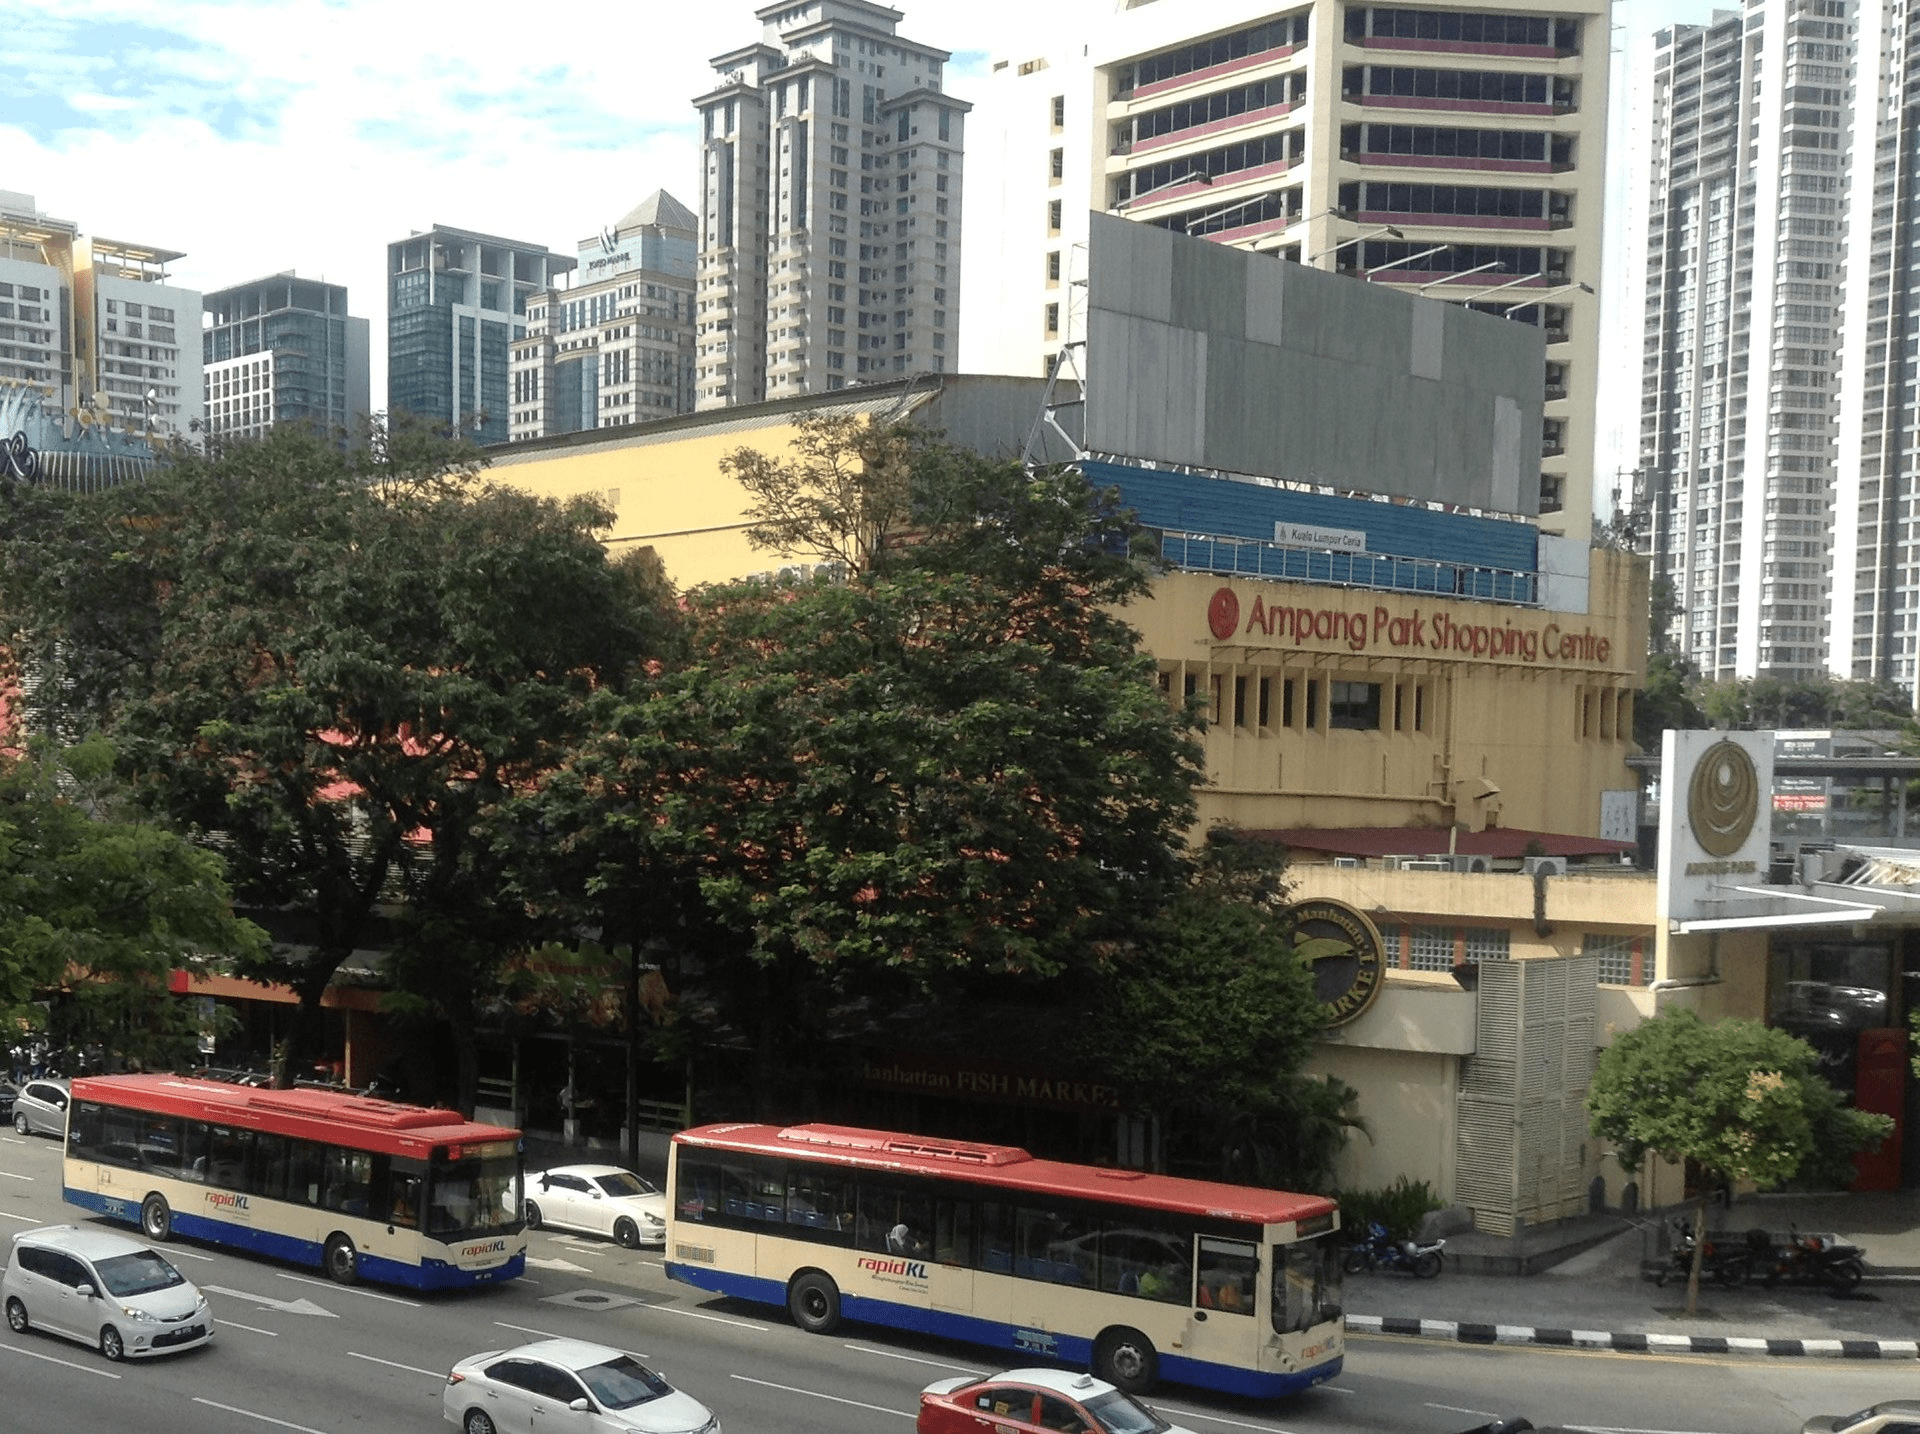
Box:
140;1194;172;1242
1094;1327;1158;1395
325;1233;360;1285
787;1271;842;1334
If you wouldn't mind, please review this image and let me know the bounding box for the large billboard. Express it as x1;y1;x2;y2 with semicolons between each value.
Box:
1657;730;1774;924
1083;213;1544;516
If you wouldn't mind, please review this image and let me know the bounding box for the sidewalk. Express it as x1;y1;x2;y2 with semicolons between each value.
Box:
1347;1192;1920;1360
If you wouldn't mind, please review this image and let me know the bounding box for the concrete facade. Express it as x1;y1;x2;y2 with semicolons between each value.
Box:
202;273;370;448
694;0;968;408
967;0;1608;543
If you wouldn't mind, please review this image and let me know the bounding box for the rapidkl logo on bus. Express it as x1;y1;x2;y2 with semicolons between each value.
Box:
461;1239;508;1259
206;1192;250;1212
857;1256;927;1280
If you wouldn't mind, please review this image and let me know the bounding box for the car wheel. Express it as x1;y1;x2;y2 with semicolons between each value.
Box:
463;1410;497;1434
787;1271;842;1334
614;1217;641;1249
4;1297;26;1334
12;1113;26;1136
1094;1326;1158;1395
523;1199;542;1230
141;1193;173;1242
324;1233;360;1286
99;1325;125;1362
1412;1251;1443;1280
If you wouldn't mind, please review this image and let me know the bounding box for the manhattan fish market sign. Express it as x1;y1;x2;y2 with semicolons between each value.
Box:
1205;585;1619;671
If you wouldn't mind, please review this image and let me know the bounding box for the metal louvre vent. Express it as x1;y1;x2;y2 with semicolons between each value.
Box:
1452;955;1601;1236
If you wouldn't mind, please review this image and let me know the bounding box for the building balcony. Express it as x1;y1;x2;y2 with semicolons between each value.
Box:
1158;530;1539;605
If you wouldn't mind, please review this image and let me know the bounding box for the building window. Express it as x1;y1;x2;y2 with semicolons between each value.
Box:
1408;926;1454;973
1051;94;1066;128
1046;251;1061;282
1586;933;1641;986
1048;199;1062;233
1049;147;1064;180
1329;681;1381;730
1463;928;1510;963
1044;303;1059;336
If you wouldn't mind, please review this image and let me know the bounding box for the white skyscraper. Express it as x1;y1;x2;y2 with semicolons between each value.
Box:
693;0;968;409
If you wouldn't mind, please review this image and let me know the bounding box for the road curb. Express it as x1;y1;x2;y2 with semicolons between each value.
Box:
1346;1314;1920;1359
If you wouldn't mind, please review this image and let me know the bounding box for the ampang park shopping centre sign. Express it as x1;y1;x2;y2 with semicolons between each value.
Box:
1206;586;1616;668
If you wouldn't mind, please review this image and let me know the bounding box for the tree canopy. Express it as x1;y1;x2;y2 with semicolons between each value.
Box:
1587;1006;1890;1311
0;740;266;1067
0;421;674;1093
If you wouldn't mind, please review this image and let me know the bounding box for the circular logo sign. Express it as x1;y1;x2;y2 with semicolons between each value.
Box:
1207;587;1240;641
1283;899;1388;1027
1688;739;1759;857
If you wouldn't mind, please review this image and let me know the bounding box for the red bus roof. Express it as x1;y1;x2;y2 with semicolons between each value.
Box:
71;1075;518;1159
673;1123;1336;1227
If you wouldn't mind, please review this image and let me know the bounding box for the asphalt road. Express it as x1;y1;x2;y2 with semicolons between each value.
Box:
0;1129;1901;1434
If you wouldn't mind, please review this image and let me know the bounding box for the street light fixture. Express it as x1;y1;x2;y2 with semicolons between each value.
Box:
1119;169;1212;208
1184;193;1280;235
1502;280;1594;316
1364;242;1451;279
1418;260;1505;293
1305;222;1404;264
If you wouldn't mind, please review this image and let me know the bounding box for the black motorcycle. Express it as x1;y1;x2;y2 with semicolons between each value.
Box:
1654;1220;1751;1287
1344;1219;1445;1278
1751;1226;1866;1292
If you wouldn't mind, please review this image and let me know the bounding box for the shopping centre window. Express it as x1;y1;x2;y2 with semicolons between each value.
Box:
1463;928;1511;962
1329;681;1382;730
1584;933;1639;986
1407;926;1454;972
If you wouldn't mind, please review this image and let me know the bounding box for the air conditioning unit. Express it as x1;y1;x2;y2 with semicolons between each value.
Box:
1398;859;1450;871
1523;855;1568;877
1333;856;1363;869
1451;854;1493;874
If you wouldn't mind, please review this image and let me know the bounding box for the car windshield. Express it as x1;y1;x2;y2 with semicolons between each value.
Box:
92;1251;186;1297
577;1354;673;1409
1835;1412;1889;1432
1083;1390;1170;1434
593;1172;658;1199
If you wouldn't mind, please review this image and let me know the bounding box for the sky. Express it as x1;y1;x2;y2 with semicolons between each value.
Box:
7;0;1727;507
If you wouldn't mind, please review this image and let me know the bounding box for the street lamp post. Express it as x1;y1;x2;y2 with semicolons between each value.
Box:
1363;242;1452;279
1418;259;1505;293
1117;169;1212;209
1502;280;1594;316
1305;222;1404;265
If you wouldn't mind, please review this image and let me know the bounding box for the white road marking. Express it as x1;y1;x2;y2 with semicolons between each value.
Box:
275;1271;420;1307
1428;1403;1503;1419
0;1170;32;1181
193;1397;330;1433
731;1373;913;1419
0;1212;40;1223
650;1304;770;1331
526;1257;592;1273
495;1320;567;1341
163;1248;215;1261
205;1285;336;1318
1158;1411;1303;1434
843;1341;982;1373
350;1350;446;1379
0;1339;122;1377
219;1319;279;1337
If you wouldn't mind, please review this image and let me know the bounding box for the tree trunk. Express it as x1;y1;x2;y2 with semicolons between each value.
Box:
1685;1193;1708;1316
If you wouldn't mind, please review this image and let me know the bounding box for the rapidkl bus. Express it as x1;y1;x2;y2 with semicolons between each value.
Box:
63;1075;526;1291
665;1123;1343;1398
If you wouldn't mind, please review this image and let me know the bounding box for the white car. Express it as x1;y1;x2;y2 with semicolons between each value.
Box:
444;1337;719;1434
2;1224;214;1360
518;1165;666;1248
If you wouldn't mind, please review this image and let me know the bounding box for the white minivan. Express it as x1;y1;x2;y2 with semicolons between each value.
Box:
2;1225;214;1360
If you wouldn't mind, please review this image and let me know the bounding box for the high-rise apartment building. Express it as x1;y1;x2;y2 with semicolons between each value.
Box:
972;0;1608;542
202;274;370;447
0;190;203;448
388;225;571;445
1638;2;1850;683
693;0;968;409
510;192;698;441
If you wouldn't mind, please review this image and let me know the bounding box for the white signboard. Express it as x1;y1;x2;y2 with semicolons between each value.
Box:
1276;522;1367;553
1598;789;1638;845
1657;730;1774;924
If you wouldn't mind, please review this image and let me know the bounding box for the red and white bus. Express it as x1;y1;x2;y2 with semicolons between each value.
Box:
665;1122;1343;1398
63;1074;526;1291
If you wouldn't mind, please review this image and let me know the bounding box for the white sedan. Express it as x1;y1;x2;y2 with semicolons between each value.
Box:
444;1337;719;1434
517;1165;666;1248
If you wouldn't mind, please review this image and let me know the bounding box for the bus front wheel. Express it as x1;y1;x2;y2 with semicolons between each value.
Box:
325;1233;360;1285
1094;1327;1158;1395
140;1194;172;1242
787;1271;842;1334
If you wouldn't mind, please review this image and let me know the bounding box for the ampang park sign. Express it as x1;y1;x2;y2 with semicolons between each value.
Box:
1205;587;1615;668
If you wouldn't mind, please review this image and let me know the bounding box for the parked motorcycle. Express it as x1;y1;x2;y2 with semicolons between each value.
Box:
1653;1220;1751;1288
1344;1219;1445;1278
1751;1226;1866;1292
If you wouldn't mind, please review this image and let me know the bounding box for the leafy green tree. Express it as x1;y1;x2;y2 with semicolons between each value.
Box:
1634;652;1708;752
0;423;670;1098
1587;1007;1891;1313
0;740;266;1068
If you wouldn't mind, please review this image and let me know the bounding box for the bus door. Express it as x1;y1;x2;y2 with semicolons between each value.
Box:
1187;1235;1261;1367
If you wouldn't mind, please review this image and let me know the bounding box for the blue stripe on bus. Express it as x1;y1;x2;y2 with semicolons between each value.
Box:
65;1186;525;1292
664;1261;1341;1399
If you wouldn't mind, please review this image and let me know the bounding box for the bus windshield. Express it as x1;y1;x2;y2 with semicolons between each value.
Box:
428;1143;520;1239
1274;1236;1342;1332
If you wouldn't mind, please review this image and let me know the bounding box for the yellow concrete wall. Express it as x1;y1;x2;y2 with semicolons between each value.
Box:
1310;1044;1460;1196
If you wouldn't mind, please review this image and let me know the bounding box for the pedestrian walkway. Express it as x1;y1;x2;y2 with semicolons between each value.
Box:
1347;1192;1920;1360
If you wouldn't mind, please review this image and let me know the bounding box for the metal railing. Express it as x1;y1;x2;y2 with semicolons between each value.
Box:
1160;530;1539;604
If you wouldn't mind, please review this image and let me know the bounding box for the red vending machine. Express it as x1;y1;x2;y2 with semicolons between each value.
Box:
1851;1027;1906;1192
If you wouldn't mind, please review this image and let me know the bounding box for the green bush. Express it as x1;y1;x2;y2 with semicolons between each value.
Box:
1336;1175;1444;1241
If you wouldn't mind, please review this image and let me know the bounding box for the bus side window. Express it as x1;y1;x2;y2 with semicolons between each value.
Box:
676;1157;721;1224
253;1134;291;1202
979;1201;1015;1274
68;1101;102;1153
322;1148;373;1215
933;1194;974;1266
786;1167;853;1242
209;1126;252;1189
286;1139;324;1207
1198;1236;1258;1314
